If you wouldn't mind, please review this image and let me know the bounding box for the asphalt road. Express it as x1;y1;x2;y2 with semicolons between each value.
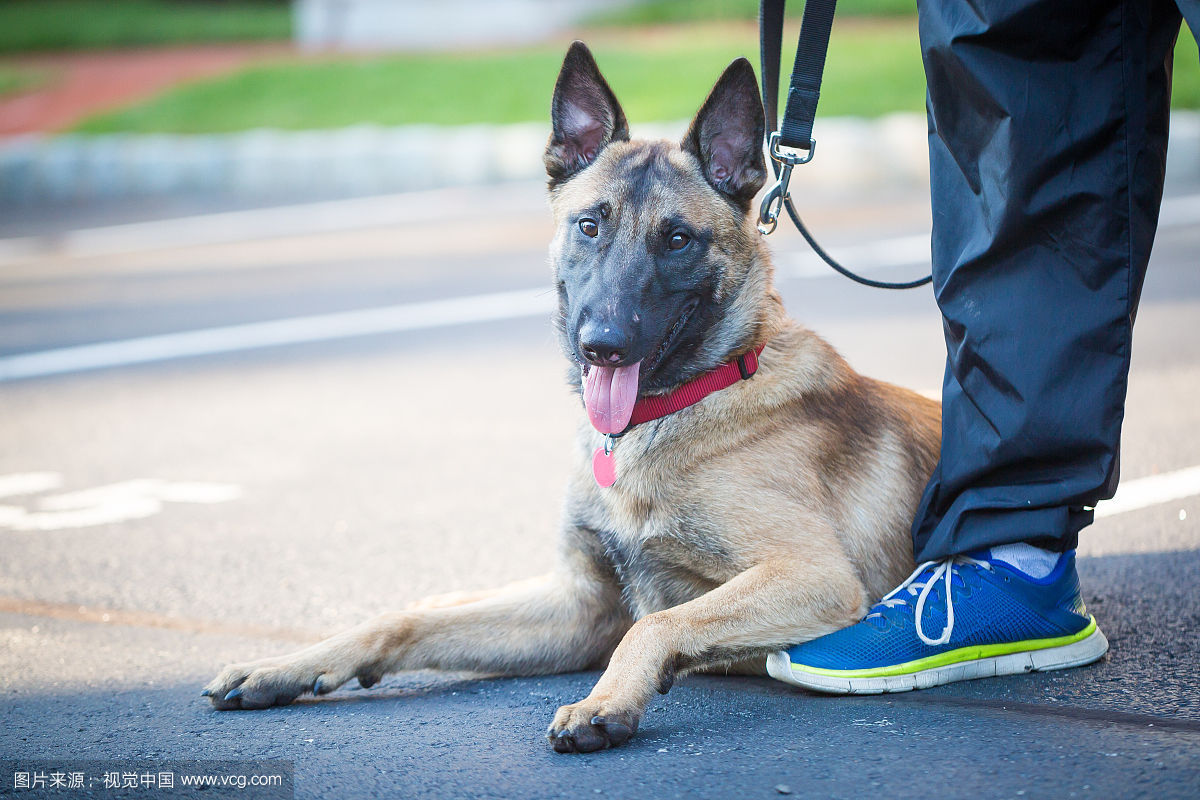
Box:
0;175;1198;799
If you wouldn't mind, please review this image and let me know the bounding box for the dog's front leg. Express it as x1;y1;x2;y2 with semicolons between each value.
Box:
547;553;868;753
204;551;628;710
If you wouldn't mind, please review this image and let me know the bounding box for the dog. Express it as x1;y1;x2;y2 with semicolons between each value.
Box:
203;41;941;754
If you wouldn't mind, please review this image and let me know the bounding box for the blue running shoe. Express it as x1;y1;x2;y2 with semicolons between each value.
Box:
766;550;1108;694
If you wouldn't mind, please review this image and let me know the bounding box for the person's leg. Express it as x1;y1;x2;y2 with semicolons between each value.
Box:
1179;1;1200;42
913;0;1179;561
768;0;1182;693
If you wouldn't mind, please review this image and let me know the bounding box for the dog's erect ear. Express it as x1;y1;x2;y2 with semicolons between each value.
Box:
681;58;767;209
545;41;630;186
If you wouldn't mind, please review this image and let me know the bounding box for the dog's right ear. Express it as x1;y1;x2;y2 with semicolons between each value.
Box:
545;41;629;187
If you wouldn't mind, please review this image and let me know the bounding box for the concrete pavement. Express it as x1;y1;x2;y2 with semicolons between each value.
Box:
0;178;1197;798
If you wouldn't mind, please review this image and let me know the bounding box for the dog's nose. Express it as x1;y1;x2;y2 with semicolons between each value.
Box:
579;321;632;366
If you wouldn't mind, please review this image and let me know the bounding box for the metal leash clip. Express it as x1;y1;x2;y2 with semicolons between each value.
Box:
757;132;817;235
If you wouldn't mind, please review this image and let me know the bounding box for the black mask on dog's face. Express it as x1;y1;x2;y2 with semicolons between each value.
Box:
543;43;767;433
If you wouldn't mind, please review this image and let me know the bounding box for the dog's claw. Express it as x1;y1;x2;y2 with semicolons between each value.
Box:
200;689;211;697
223;689;242;701
549;701;642;754
312;677;326;695
591;715;634;745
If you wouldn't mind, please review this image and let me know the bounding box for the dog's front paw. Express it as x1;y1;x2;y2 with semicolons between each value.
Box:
201;658;349;711
546;698;640;753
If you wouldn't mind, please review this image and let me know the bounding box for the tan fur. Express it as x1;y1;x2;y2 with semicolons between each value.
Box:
204;133;941;751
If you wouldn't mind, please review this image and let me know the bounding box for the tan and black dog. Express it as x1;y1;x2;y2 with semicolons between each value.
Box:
203;42;941;754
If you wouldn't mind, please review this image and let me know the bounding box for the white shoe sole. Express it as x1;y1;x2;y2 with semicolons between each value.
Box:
765;627;1110;695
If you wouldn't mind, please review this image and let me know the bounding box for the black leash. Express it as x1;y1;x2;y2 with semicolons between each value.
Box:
757;0;932;290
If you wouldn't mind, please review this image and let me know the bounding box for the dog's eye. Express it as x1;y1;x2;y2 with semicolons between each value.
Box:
668;232;691;251
579;218;599;238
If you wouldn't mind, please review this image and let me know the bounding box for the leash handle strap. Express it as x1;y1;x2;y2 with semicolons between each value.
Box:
758;0;933;290
760;0;835;151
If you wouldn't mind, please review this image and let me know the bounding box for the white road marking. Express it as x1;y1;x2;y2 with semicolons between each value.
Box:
0;193;1197;382
37;479;242;510
0;182;548;264
0;478;242;531
1158;191;1200;228
0;288;555;381
1094;465;1200;519
0;466;1190;531
900;397;1199;521
786;233;931;277
783;192;1200;278
0;472;63;498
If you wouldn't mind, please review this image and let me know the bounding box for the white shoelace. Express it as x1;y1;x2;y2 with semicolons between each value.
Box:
866;555;993;646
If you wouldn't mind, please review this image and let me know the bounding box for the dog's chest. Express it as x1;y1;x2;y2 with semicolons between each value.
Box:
592;503;731;619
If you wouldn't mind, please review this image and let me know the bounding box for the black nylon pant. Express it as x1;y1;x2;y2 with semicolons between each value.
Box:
911;0;1198;561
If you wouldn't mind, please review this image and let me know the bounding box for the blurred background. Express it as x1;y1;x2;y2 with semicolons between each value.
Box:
2;0;1193;207
0;0;944;206
1;3;1198;796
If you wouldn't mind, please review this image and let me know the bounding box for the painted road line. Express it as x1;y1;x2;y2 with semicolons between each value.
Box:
0;184;1196;268
0;477;242;531
0;182;548;264
1094;465;1200;519
0;472;63;498
1;191;1197;382
787;232;931;277
1158;191;1200;228
784;192;1200;278
0;288;556;381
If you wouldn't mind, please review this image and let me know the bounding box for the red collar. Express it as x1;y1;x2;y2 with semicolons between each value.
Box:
590;344;765;488
628;343;766;428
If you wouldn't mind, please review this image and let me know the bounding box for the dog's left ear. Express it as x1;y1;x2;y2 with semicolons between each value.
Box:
682;58;767;209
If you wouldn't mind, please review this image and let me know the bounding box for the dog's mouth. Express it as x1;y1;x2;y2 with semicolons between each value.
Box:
642;297;699;379
579;297;698;434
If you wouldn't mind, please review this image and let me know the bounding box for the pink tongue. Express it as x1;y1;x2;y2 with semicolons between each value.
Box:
583;361;641;434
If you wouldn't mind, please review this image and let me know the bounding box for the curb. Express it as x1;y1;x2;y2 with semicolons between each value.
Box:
1;112;1196;205
0;115;929;204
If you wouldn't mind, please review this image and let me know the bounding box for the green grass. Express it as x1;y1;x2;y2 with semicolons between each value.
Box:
587;0;916;25
63;15;1200;133
0;65;52;96
73;20;927;133
0;0;291;54
1174;33;1200;110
